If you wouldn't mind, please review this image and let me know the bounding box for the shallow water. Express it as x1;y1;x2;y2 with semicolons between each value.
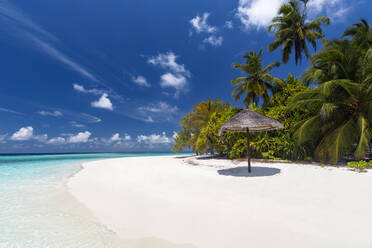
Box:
0;153;183;248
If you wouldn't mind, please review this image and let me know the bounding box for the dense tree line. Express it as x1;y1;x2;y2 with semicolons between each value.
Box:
173;0;371;163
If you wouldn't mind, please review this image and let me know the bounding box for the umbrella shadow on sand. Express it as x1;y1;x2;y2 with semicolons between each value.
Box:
218;166;281;178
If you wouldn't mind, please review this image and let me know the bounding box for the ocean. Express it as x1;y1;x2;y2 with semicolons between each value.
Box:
0;153;184;248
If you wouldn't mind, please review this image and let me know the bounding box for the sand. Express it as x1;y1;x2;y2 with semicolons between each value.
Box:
68;155;372;248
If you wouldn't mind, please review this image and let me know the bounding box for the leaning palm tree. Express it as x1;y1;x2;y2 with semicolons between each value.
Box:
231;49;282;107
289;37;372;163
268;0;330;64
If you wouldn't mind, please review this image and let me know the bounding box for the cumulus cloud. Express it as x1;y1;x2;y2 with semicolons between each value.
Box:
236;0;284;29
91;93;113;111
189;13;224;47
203;35;223;47
10;126;34;141
236;0;348;30
190;12;217;34
132;76;150;87
124;134;131;141
38;110;63;117
160;73;188;92
10;126;49;142
67;131;91;143
47;137;65;145
148;52;190;97
137;132;174;144
109;133;132;142
148;52;190;76
110;133;121;142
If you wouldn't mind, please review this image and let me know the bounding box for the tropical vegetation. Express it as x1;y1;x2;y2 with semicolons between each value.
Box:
268;0;329;64
173;12;371;165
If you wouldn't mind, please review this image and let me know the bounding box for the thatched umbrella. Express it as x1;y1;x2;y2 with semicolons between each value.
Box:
219;109;284;173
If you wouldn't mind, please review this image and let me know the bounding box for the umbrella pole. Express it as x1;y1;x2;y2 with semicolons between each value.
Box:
246;128;251;173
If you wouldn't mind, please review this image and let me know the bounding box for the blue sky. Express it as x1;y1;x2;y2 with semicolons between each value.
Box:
0;0;370;153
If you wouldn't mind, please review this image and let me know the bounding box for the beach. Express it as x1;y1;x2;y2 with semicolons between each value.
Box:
68;155;372;248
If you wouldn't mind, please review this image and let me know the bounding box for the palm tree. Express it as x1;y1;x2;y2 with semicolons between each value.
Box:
289;36;372;163
343;18;372;50
302;39;361;86
189;98;229;154
231;49;282;107
268;0;330;64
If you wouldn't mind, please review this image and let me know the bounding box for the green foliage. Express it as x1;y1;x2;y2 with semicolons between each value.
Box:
172;98;231;154
228;138;247;159
231;49;282;107
347;161;368;172
289;20;372;163
268;0;330;64
174;18;372;164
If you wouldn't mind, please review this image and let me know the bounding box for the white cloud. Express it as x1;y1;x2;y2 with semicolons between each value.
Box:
110;133;121;141
308;0;340;13
190;13;217;34
148;52;190;76
137;132;173;144
38;110;63;117
10;126;34;141
148;52;190;97
73;84;104;95
47;137;66;145
68;131;91;143
109;133;132;142
10;126;48;142
236;0;348;29
132;76;150;87
225;21;233;29
203;35;223;47
91;93;113;111
236;0;284;29
33;134;48;142
160;73;188;92
307;0;348;20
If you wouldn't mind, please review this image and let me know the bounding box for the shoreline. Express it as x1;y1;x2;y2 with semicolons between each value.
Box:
68;155;372;248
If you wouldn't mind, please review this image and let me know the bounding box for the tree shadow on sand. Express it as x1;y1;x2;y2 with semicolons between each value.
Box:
218;166;281;178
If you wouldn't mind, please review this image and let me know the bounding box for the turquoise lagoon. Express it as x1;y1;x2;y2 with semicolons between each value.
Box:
0;153;183;248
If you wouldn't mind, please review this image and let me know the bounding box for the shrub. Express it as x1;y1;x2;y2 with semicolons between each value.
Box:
347;161;368;172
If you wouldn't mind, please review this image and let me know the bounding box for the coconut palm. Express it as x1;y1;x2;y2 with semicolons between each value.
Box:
189;98;229;153
343;18;372;50
268;0;330;64
231;49;282;107
289;36;372;163
302;39;361;86
190;98;228;131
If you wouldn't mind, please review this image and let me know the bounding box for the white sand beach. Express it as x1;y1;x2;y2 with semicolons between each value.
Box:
68;155;372;248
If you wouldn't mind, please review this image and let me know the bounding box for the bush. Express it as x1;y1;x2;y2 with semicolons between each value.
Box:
347;161;368;172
